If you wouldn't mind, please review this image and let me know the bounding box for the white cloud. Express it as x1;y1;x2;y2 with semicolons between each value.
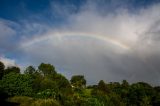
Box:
0;56;17;68
0;19;19;53
0;19;16;38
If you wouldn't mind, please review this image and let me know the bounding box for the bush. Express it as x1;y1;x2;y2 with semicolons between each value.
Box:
31;99;61;106
9;96;34;106
1;73;33;96
35;89;57;99
10;97;61;106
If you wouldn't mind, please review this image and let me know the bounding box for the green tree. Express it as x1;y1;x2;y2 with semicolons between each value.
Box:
1;73;33;96
98;80;109;93
54;73;72;95
0;61;5;79
32;72;44;93
38;63;56;76
70;75;86;88
4;66;20;75
98;80;106;90
24;66;36;74
122;80;129;87
128;82;154;106
40;78;57;91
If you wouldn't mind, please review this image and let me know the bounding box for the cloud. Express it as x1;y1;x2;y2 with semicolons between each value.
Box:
0;19;18;53
0;56;17;68
0;19;16;38
1;1;160;85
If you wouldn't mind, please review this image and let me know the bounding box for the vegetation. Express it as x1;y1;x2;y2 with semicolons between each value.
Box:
0;61;160;106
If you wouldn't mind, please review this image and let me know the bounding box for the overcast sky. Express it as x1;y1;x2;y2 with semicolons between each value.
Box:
1;0;160;85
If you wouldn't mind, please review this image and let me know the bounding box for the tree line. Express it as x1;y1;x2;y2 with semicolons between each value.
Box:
0;61;160;106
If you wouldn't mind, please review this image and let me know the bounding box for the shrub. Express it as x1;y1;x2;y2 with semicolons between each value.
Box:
35;89;57;99
9;96;34;106
31;99;61;106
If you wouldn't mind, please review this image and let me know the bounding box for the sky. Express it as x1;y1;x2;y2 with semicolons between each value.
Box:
1;0;160;85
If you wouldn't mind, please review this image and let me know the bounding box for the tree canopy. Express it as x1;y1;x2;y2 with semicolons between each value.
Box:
0;61;160;106
38;63;56;76
70;75;86;88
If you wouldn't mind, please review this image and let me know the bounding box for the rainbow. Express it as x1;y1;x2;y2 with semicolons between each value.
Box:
21;32;130;50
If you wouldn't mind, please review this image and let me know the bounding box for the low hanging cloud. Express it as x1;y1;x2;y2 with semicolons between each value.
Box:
1;1;160;85
0;56;17;68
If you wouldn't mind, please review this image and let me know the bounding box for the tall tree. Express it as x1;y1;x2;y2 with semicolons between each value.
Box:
24;66;36;74
0;61;5;80
4;66;20;75
98;80;109;93
70;75;86;88
38;63;56;76
54;73;72;95
98;80;106;91
122;80;129;87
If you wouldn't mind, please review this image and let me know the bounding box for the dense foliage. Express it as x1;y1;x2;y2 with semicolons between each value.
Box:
0;61;160;106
